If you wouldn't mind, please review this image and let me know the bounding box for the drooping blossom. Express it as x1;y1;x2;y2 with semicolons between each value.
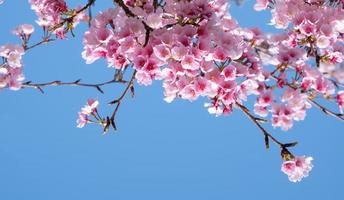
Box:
0;44;25;90
281;156;314;182
12;24;35;36
76;99;99;128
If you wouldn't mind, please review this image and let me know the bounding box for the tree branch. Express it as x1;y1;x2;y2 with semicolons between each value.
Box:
105;70;137;131
236;102;285;149
309;99;344;121
25;38;55;51
22;78;127;94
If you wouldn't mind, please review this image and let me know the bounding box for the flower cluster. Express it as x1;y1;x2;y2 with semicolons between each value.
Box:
12;24;35;37
0;44;25;90
4;0;343;183
281;156;314;182
82;8;144;69
82;0;267;117
77;99;99;128
253;0;344;124
12;24;35;48
29;0;87;38
79;0;335;182
29;0;68;27
83;0;344;131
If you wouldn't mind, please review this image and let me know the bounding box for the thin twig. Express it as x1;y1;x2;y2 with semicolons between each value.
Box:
108;70;137;130
236;102;284;148
22;78;127;93
309;99;344;121
25;38;55;51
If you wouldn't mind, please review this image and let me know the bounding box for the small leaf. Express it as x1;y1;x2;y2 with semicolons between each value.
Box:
37;86;44;94
130;85;135;98
108;99;119;105
264;134;269;149
283;142;298;148
96;86;104;93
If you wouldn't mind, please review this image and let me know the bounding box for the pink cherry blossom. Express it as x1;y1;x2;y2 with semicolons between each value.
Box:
0;44;25;90
77;112;88;128
76;99;99;128
12;24;35;36
146;12;163;29
281;156;313;183
81;99;99;115
337;91;344;113
29;0;68;28
254;0;269;11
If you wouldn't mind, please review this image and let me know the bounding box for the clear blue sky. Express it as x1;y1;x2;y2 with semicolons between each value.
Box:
0;1;343;199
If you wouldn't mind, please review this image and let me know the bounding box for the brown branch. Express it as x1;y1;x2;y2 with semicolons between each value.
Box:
25;38;55;51
309;99;344;121
22;78;127;94
236;102;285;149
105;70;137;131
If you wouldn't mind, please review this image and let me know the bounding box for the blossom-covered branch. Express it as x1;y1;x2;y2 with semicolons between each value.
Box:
2;0;344;182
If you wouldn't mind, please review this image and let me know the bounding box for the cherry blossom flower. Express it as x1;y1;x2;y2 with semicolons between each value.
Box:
81;99;99;115
0;44;25;90
281;156;313;182
77;112;88;128
12;24;35;36
254;0;269;11
76;99;99;128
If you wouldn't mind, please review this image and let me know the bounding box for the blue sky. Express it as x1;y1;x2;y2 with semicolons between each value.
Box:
0;0;343;199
